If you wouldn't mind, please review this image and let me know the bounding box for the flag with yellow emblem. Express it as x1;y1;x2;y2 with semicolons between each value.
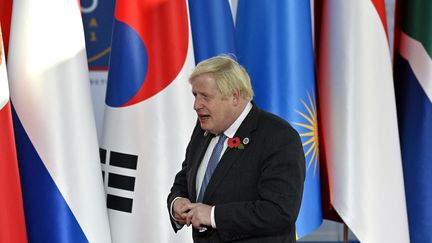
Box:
235;0;322;238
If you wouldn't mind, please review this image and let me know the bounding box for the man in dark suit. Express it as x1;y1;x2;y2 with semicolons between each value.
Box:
167;55;305;243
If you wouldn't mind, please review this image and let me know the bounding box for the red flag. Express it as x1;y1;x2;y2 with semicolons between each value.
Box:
0;0;13;57
0;26;27;243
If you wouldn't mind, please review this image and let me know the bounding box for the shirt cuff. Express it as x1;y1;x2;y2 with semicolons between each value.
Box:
211;206;216;228
170;197;184;229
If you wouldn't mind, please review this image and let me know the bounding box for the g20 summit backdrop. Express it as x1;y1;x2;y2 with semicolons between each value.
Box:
0;0;424;242
78;1;426;243
81;0;115;141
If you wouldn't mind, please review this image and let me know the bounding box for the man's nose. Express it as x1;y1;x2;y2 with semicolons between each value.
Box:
193;98;201;111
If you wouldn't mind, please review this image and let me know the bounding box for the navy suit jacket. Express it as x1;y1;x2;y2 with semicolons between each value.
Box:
167;104;305;243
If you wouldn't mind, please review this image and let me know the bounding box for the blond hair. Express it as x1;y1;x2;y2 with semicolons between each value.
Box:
189;55;254;101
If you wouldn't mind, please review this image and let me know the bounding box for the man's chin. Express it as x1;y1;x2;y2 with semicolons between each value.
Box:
199;122;208;130
199;124;214;134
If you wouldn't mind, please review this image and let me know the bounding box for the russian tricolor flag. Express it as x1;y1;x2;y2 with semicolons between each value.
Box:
0;26;27;243
7;0;111;242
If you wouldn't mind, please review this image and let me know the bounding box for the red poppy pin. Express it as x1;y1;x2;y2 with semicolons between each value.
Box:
228;137;249;150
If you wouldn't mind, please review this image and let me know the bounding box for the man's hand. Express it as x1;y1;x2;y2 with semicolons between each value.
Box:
172;197;192;224
185;203;212;229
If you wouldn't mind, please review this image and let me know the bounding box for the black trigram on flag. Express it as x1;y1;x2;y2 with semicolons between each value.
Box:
100;148;138;213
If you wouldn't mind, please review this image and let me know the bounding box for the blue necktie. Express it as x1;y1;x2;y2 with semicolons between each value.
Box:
197;134;227;202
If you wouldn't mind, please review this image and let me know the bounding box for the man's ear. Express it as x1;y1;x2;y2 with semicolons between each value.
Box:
232;89;241;106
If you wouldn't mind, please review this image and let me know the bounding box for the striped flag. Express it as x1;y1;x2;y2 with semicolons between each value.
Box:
394;1;432;242
235;1;322;238
7;0;112;242
317;0;409;242
101;0;195;242
0;25;27;243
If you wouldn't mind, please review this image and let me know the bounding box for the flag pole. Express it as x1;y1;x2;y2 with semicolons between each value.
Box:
343;223;348;243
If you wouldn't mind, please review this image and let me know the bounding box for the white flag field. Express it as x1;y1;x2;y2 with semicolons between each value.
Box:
100;0;195;242
317;1;410;243
7;0;111;242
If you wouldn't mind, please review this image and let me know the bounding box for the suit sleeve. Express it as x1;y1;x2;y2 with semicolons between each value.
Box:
215;126;306;241
167;152;189;232
166;124;199;232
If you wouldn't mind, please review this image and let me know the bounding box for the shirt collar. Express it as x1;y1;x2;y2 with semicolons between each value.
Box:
223;102;252;138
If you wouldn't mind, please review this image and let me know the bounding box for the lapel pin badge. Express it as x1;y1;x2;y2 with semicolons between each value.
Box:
243;137;250;145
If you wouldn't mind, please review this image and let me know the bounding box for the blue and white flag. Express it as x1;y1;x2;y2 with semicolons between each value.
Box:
7;0;112;242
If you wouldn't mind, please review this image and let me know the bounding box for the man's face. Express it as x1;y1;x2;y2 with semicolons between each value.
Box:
191;73;236;135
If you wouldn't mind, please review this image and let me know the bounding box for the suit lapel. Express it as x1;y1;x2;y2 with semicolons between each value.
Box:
203;105;260;202
189;131;213;202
